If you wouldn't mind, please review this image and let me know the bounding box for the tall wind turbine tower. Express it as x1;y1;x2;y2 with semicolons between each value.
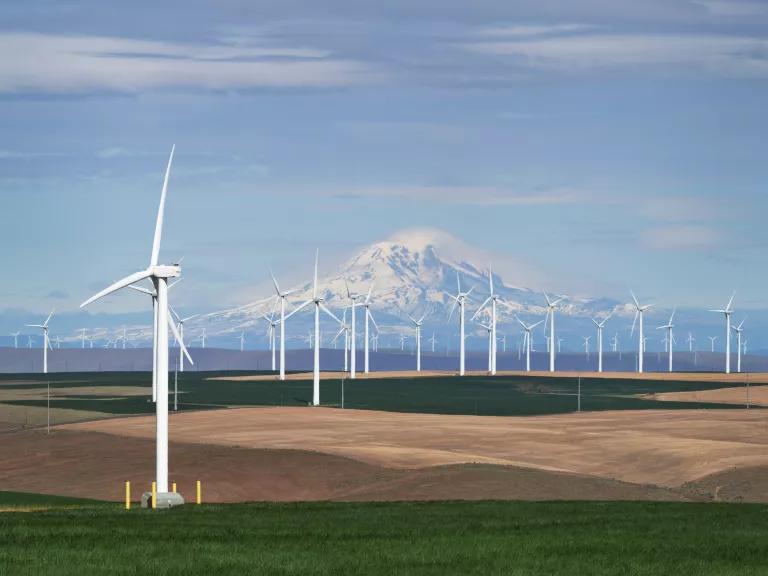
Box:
26;309;54;373
269;270;298;381
709;292;735;374
80;145;192;506
630;291;653;374
362;285;376;374
448;273;473;376
290;251;341;405
343;280;363;379
731;319;745;373
472;265;499;374
10;332;19;349
407;311;428;372
656;307;676;373
592;314;611;373
515;317;543;372
543;293;565;372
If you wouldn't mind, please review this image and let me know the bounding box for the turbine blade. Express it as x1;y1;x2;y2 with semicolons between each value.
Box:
630;290;640;309
81;269;153;308
168;278;183;291
365;283;373;304
43;308;55;327
269;269;281;295
150;145;175;267
448;297;458;323
285;299;312;321
369;311;380;333
630;310;638;337
167;313;193;365
488;263;494;295
471;297;492;321
313;249;318;300
726;291;736;312
128;284;155;296
320;303;342;324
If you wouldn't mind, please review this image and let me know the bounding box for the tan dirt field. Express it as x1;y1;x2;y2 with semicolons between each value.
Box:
64;407;768;489
0;428;695;503
644;385;768;407
211;370;768;384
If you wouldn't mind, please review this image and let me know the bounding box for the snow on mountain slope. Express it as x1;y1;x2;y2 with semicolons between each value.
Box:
194;228;625;342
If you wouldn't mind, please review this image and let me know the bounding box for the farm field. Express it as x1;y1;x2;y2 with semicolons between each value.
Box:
0;494;767;575
0;370;757;424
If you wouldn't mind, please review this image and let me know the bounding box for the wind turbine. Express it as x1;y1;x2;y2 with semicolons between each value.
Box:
333;307;350;372
709;292;735;374
592;314;611;373
448;273;473;376
129;277;182;399
344;280;363;379
478;320;493;372
239;331;246;352
200;327;207;349
80;328;87;349
286;251;342;405
269;270;298;381
582;335;591;362
515;316;543;372
361;285;376;374
170;307;198;373
731;319;745;373
80;145;193;505
9;332;19;349
656;307;676;373
428;332;437;353
407;311;428;372
708;335;717;353
259;299;279;371
472;264;499;374
629;291;653;374
543;293;565;372
26;309;54;373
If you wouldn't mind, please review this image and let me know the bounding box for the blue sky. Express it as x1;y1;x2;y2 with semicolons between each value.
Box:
1;0;767;322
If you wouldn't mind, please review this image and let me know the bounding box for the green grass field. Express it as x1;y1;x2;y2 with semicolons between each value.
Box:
0;493;766;575
0;371;754;418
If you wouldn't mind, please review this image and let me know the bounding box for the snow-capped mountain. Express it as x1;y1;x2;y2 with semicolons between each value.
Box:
194;228;626;343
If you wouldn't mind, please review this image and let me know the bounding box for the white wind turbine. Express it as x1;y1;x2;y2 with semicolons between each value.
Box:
129;277;182;397
731;319;745;373
239;331;246;352
26;309;54;373
333;307;350;372
543;292;565;372
477;320;493;372
170;307;198;373
428;332;437;353
515;316;543;372
448;272;474;376
10;332;20;349
656;307;676;373
592;314;611;373
407;310;429;372
629;291;653;374
471;264;499;374
361;285;377;374
709;292;735;374
582;335;591;361
258;298;279;371
80;145;193;505
269;270;298;381
286;251;342;405
80;328;87;349
708;335;717;353
344;280;364;379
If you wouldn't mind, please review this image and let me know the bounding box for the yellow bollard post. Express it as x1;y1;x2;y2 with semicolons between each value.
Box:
125;481;131;510
196;480;201;505
151;481;157;509
172;482;177;493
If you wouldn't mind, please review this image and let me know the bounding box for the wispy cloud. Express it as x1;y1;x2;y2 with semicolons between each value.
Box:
0;33;377;94
464;32;768;77
641;225;720;250
478;23;598;38
693;1;768;16
324;184;592;206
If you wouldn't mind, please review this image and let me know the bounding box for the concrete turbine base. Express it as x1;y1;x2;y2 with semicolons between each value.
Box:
141;491;185;509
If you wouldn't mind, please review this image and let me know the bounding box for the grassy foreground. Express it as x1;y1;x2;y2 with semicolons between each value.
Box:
0;495;766;575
